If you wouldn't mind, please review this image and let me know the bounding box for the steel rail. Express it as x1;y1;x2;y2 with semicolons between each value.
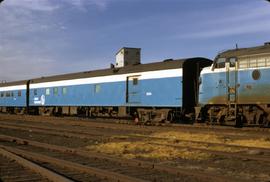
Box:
1;122;270;155
0;124;98;139
1;145;147;182
0;134;246;182
1;114;269;135
0;147;72;182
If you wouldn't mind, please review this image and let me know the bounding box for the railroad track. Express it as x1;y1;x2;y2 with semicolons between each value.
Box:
0;147;70;182
1;145;146;182
1;125;269;181
0;119;267;142
0;135;240;182
1;114;270;135
0;121;240;139
1;122;270;157
1;115;270;181
1;122;270;166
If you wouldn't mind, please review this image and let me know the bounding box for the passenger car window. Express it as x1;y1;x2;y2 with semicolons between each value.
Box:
62;87;67;95
53;87;58;96
0;92;3;97
34;89;37;96
94;84;101;93
6;92;10;97
45;88;50;95
133;78;138;85
18;90;22;97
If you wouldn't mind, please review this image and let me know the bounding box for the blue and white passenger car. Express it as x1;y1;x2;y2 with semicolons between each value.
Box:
28;52;211;122
0;47;212;123
0;81;28;113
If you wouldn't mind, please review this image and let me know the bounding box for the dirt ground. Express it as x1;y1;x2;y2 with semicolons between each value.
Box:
1;114;270;181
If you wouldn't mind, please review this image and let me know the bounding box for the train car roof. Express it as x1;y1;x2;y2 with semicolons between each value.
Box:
218;43;270;58
0;57;211;86
0;80;28;87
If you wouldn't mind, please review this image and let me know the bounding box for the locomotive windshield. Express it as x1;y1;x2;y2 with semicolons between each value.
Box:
214;58;226;68
213;57;236;69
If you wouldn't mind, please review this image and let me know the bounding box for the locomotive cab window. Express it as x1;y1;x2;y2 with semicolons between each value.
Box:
215;58;226;69
229;58;236;67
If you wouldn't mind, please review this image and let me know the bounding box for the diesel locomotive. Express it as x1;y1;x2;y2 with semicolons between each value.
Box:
199;42;270;127
1;43;270;127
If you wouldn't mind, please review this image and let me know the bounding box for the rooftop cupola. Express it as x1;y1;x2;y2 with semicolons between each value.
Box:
115;47;141;68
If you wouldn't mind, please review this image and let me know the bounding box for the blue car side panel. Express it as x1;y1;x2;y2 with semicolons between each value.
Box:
138;77;182;107
0;90;27;107
199;68;270;105
238;68;270;104
29;77;182;107
199;71;226;105
30;82;126;106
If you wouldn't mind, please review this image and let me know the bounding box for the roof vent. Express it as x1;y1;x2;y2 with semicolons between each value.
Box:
163;59;173;62
264;42;270;46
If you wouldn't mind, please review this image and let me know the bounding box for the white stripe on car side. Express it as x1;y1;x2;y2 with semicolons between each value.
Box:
28;68;182;89
201;66;270;75
0;85;27;92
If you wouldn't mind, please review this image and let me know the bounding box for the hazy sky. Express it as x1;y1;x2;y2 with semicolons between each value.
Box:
1;0;270;81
